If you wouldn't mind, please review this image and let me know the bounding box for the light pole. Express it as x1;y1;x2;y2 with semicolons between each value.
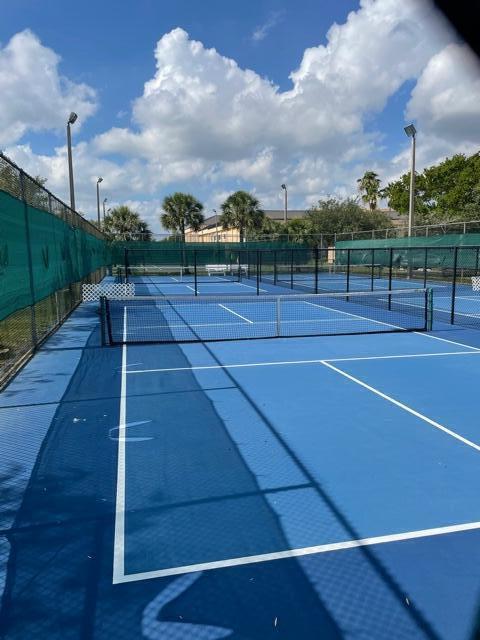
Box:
404;124;416;237
213;209;218;241
281;184;288;223
103;197;108;220
66;112;78;211
96;177;103;225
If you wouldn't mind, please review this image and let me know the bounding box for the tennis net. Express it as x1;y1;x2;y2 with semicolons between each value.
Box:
101;288;432;345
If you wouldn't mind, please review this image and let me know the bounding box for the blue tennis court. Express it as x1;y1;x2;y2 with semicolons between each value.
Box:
2;280;480;638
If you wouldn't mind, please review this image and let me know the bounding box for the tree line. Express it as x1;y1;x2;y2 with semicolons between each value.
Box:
101;150;479;243
13;148;474;243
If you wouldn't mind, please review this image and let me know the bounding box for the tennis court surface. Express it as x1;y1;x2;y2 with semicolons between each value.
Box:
2;281;480;638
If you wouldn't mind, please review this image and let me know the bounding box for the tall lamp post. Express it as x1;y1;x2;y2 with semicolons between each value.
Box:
96;177;103;225
213;209;218;241
103;197;108;221
281;184;288;223
66;112;78;211
404;124;417;237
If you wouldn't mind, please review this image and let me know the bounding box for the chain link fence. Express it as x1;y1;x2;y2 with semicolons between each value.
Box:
0;153;110;389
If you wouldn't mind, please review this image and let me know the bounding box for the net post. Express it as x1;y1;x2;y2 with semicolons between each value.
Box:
273;250;277;285
426;288;433;331
256;250;261;295
450;246;458;324
19;170;38;348
314;245;319;294
290;249;294;289
476;246;480;275
100;295;107;346
194;249;198;296
423;247;428;288
247;250;250;280
370;249;375;291
276;296;281;336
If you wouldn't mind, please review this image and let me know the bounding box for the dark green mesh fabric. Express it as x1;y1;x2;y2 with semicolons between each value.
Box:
0;190;109;321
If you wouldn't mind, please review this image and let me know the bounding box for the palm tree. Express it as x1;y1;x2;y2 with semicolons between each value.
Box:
160;193;204;242
102;205;151;241
219;191;264;242
357;171;382;211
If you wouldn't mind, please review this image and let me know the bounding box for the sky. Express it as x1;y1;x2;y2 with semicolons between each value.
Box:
1;0;480;233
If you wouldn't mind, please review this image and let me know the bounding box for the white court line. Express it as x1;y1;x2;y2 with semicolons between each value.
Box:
386;297;480;320
113;307;128;582
125;349;480;374
186;285;197;293
414;331;480;350
113;519;480;583
218;304;253;324
321;360;480;452
140;317;363;330
235;282;268;292
302;300;402;330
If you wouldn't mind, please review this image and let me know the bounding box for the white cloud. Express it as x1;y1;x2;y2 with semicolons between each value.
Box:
406;43;480;152
3;0;480;233
252;11;285;43
0;30;97;147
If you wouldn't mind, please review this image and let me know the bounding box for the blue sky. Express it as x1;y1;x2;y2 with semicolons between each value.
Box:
1;0;479;232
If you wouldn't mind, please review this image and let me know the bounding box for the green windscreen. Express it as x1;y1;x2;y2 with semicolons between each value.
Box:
0;155;111;387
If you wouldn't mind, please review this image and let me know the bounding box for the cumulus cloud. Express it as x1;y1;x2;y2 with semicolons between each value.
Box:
3;0;480;233
407;43;480;152
0;30;97;147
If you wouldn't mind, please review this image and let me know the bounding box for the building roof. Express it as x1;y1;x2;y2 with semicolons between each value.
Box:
198;209;307;230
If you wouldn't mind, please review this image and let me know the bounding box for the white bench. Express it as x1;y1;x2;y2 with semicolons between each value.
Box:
205;264;248;276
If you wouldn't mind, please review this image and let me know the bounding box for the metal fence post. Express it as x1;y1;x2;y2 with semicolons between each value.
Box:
371;249;375;291
194;249;198;296
256;250;260;295
19;171;38;348
450;247;458;324
314;245;319;294
273;249;277;285
388;248;393;310
423;248;428;288
346;249;351;293
290;249;294;289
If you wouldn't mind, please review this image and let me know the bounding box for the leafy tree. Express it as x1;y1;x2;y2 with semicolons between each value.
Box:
285;218;312;243
219;191;264;242
357;171;382;210
383;152;480;224
160;193;204;242
102;205;152;241
306;198;393;245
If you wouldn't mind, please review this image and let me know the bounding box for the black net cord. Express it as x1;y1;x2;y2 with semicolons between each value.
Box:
450;246;458;324
19;171;37;346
